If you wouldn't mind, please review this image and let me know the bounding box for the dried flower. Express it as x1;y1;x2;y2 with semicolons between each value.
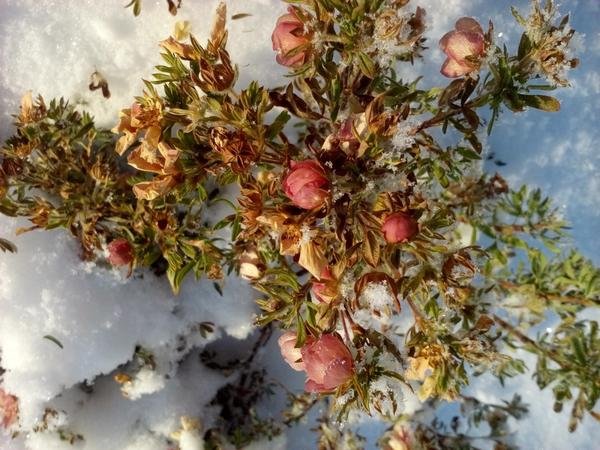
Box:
382;212;418;244
0;389;18;429
520;0;579;86
311;267;337;304
439;17;485;78
114;100;163;156
382;422;412;450
210;127;258;173
272;8;312;68
278;331;306;371
127;138;181;200
159;36;197;60
283;160;329;210
301;333;354;392
107;238;134;266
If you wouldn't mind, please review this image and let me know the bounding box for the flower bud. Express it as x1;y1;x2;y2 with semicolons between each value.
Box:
238;248;265;281
107;238;134;267
382;212;418;244
301;333;354;392
439;17;485;78
278;331;306;371
272;8;312;68
282;160;329;210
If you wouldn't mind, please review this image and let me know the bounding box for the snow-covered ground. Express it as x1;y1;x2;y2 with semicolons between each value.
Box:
0;0;598;449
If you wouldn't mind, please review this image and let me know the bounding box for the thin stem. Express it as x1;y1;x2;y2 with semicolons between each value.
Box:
498;280;598;308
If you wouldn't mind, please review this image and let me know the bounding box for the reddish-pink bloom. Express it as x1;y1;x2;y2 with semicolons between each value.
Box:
107;238;134;266
301;334;354;392
278;331;307;371
282;160;329;210
272;8;312;68
439;17;485;78
0;389;18;429
382;212;418;244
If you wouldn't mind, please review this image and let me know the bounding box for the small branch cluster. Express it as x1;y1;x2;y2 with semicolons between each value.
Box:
0;0;597;445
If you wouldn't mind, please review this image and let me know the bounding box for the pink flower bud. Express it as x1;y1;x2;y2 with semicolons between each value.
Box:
278;331;306;371
439;17;485;78
282;160;329;210
107;238;134;266
301;333;354;392
0;389;18;429
382;212;418;244
272;8;312;68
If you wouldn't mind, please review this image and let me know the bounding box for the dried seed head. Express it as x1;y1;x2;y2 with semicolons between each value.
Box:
199;49;236;92
209;127;258;173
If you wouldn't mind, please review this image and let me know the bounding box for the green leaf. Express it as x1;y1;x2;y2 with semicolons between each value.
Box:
267;110;291;139
0;238;17;253
517;33;532;60
231;13;252;20
295;315;307;347
511;6;527;26
167;261;194;294
43;335;64;349
356;52;376;79
519;94;561;112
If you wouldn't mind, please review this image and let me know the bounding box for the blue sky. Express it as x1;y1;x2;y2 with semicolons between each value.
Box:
478;0;599;264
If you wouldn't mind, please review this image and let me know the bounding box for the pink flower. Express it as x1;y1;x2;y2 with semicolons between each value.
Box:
382;212;418;244
107;238;134;266
439;17;485;78
282;160;329;210
301;334;354;392
278;331;307;371
272;8;312;68
0;389;18;429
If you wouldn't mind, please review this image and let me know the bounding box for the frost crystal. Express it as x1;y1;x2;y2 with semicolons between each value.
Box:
391;119;418;151
300;224;315;244
352;281;399;332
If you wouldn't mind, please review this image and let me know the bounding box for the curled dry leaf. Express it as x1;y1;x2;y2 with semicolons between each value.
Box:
211;2;227;46
88;70;111;99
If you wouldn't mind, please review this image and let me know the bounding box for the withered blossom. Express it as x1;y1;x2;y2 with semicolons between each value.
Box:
210;127;259;173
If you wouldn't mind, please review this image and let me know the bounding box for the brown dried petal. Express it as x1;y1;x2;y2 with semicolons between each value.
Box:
210;2;227;47
159;37;197;60
299;240;327;279
132;176;177;201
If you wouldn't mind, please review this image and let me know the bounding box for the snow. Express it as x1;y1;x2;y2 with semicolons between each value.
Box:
0;217;255;448
0;0;287;141
0;0;598;449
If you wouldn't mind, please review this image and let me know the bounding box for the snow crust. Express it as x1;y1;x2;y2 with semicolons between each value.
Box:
0;217;255;448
